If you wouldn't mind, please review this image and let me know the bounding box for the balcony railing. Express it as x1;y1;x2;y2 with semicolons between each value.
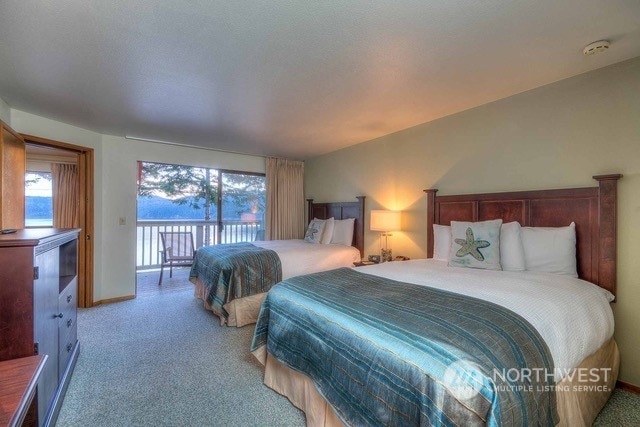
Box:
136;220;263;270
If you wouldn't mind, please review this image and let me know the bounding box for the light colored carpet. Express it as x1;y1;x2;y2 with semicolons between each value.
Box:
136;267;193;298
594;388;640;426
57;288;639;426
56;288;304;426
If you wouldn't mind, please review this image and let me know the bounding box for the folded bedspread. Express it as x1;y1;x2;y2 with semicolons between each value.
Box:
251;267;558;426
189;242;282;321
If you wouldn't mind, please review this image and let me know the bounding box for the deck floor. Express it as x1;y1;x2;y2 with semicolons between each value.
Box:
136;267;194;298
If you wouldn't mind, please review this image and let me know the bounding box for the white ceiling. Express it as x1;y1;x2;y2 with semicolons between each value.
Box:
1;1;639;159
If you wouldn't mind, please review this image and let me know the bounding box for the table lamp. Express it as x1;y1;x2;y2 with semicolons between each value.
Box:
370;210;401;262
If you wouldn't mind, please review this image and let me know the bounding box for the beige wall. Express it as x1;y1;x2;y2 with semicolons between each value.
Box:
10;110;265;302
305;57;640;386
0;96;10;124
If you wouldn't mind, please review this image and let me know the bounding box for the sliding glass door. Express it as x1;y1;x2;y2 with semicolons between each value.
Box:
220;171;266;243
136;161;266;270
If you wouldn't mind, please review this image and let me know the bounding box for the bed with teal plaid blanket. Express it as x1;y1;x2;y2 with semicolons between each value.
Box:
189;242;282;321
251;267;558;426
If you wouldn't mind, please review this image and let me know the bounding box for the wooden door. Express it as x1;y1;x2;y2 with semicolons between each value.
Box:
77;150;94;307
0;122;26;229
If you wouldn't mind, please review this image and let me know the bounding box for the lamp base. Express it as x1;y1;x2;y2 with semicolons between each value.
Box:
381;248;393;263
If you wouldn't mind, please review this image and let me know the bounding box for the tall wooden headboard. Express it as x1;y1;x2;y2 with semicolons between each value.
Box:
424;175;621;296
307;196;365;258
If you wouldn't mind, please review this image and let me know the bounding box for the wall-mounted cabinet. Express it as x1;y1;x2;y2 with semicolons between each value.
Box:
0;228;80;426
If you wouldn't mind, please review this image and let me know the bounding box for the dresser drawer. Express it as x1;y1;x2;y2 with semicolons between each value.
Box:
58;279;77;328
57;307;77;339
59;277;77;313
58;278;78;378
58;325;77;377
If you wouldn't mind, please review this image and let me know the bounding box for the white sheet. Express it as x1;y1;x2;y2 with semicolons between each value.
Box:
253;240;361;279
355;259;614;380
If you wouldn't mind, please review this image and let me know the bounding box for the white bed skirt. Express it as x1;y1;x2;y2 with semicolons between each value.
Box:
193;278;266;327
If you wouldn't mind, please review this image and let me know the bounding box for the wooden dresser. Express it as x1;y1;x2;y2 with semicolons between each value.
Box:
0;229;80;426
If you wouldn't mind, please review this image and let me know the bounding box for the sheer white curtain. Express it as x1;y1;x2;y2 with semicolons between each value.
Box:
265;157;304;240
52;163;79;228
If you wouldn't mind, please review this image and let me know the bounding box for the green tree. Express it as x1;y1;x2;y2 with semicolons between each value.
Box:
138;163;217;221
139;163;217;244
221;173;266;218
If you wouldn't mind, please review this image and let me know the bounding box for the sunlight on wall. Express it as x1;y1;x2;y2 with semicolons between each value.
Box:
305;58;640;386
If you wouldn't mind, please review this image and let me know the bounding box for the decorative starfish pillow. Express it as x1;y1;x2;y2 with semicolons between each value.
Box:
448;219;503;270
304;219;326;244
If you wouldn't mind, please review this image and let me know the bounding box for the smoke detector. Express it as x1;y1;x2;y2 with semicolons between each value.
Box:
583;40;610;56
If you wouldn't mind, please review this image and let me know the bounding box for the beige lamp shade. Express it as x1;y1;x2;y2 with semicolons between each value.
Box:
370;210;401;231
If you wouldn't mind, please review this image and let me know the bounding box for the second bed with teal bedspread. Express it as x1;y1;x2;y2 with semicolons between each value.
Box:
190;242;282;321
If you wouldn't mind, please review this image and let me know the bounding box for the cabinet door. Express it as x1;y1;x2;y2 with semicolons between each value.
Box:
0;246;35;360
34;247;59;425
0;123;26;229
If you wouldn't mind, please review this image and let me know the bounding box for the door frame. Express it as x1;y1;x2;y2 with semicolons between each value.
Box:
22;134;95;308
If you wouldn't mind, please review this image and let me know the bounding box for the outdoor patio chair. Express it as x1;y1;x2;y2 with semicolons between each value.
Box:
158;231;195;285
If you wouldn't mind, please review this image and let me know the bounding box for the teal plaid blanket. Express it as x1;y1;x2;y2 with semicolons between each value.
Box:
252;268;558;426
190;243;282;321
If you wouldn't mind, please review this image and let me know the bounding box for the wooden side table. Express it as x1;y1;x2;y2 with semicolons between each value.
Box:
0;355;47;427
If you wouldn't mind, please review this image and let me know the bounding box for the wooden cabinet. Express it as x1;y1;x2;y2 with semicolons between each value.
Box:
0;229;80;427
0;121;26;229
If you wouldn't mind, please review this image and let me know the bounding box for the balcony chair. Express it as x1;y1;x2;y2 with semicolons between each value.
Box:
158;231;195;285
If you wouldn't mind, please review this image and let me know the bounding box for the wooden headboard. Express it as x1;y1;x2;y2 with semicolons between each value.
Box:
424;175;621;296
307;196;365;258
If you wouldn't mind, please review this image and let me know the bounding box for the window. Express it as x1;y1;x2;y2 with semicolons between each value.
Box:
25;171;53;227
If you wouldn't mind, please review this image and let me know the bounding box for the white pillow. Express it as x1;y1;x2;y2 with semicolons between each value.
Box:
330;218;355;246
320;217;335;244
449;219;502;270
304;218;325;244
433;224;451;261
521;222;577;277
500;222;526;272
